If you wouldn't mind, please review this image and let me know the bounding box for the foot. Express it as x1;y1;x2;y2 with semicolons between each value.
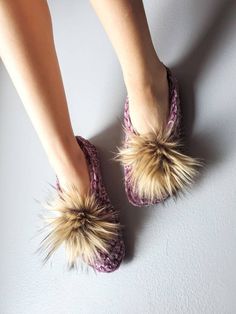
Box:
49;138;91;196
124;62;169;135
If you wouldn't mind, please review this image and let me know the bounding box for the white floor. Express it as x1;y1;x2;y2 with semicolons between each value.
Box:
0;1;236;313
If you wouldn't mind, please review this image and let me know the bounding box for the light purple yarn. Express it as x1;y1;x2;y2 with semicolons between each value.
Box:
56;136;125;273
122;65;182;207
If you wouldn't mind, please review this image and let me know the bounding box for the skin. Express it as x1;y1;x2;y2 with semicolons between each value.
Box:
0;0;90;195
0;0;168;195
90;0;169;135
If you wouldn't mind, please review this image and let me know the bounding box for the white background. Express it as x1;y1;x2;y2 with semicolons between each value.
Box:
0;0;236;313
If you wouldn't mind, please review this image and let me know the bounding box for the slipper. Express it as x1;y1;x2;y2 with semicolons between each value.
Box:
38;135;125;272
115;64;202;207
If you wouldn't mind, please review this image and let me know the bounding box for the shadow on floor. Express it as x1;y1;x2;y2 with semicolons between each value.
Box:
172;0;235;164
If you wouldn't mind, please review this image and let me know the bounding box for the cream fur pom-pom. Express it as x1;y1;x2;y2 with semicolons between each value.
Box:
37;184;120;269
115;129;203;202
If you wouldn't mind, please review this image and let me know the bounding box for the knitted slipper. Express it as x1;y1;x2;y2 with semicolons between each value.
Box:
38;135;125;272
115;65;202;207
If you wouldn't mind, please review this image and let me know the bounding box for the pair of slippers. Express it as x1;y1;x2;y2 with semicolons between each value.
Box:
38;65;202;273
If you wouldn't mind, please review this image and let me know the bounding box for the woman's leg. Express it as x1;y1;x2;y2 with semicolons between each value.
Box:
0;0;90;195
90;0;169;135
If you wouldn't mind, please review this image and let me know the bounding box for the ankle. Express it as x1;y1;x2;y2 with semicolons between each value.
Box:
55;149;90;195
123;60;170;135
124;60;167;105
47;136;90;192
47;136;82;171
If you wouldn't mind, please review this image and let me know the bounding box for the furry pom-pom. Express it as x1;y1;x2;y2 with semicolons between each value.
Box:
38;184;120;269
115;129;203;202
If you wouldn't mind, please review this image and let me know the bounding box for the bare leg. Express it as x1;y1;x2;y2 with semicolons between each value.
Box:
90;0;169;135
0;0;90;195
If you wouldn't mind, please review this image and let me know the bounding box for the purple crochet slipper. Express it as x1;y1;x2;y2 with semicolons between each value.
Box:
115;64;201;207
39;135;125;273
